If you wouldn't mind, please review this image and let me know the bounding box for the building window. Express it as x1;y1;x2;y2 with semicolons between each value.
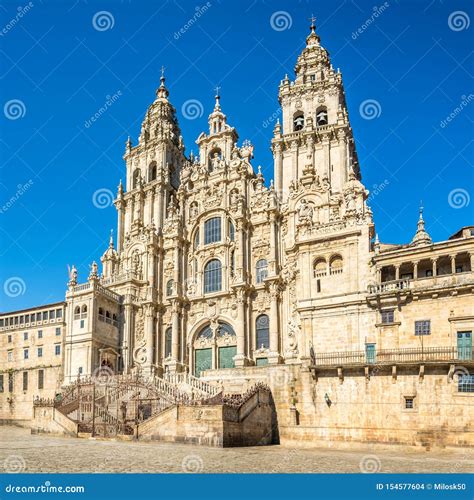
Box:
256;314;270;349
43;311;48;321
37;347;43;358
7;351;13;362
23;372;28;391
316;106;328;126
23;331;28;341
204;217;221;245
193;229;200;249
166;279;174;297
38;330;43;339
458;374;474;393
313;258;327;277
98;308;105;321
425;269;433;277
404;397;414;409
204;259;222;293
415;320;431;336
329;255;343;275
74;306;80;320
229;221;235;241
38;370;44;390
165;328;172;358
0;374;3;393
36;312;41;321
256;259;268;284
316;279;321;293
55;327;61;336
132;168;140;189
0;319;3;327
55;345;61;356
80;320;85;329
148;162;157;182
81;305;88;318
8;372;14;392
49;310;56;320
56;309;62;318
456;266;463;273
7;335;12;343
24;349;29;360
381;310;395;324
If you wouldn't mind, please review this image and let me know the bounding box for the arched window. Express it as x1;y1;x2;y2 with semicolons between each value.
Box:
316;106;328;126
132;169;140;189
217;323;236;338
166;279;174;296
293;112;304;131
198;325;213;339
329;255;343;275
204;259;222;293
74;306;80;320
98;308;104;321
112;313;117;326
105;311;111;324
313;258;327;277
230;250;235;276
81;305;88;318
148;162;157;182
193;228;200;249
204;217;221;245
256;314;270;349
229;220;235;241
256;259;268;284
164;328;172;358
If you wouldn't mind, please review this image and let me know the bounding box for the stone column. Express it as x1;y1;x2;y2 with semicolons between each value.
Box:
321;134;330;180
144;304;155;375
233;288;248;367
148;187;155;225
431;258;438;277
273;144;283;197
168;300;180;373
451;255;456;274
116;201;125;253
395;265;400;281
413;261;418;280
123;302;133;373
268;212;277;276
268;283;281;364
236;220;245;282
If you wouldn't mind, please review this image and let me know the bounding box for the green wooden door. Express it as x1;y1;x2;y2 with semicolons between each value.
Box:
365;343;376;364
195;348;212;377
218;346;236;369
457;332;472;360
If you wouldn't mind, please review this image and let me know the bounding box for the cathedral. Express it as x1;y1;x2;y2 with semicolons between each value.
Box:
1;21;473;449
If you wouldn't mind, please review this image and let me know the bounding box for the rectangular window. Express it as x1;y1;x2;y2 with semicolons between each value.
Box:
365;343;376;364
36;312;41;321
7;335;12;343
37;347;43;358
24;349;29;360
55;327;61;336
80;320;84;329
425;269;433;277
23;331;28;340
404;397;414;409
22;372;28;391
42;311;48;321
0;319;4;327
316;279;321;293
7;351;13;362
381;310;395;324
38;330;43;339
14;316;18;325
415;320;431;336
38;370;44;390
56;308;62;318
8;372;13;392
204;217;221;245
0;374;3;393
24;314;29;323
49;310;55;320
458;374;474;393
55;344;61;356
20;315;24;324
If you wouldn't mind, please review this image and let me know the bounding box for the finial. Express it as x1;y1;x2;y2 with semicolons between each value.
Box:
109;229;114;247
118;179;124;196
161;65;165;79
156;65;169;99
309;14;316;32
213;85;221;111
419;200;424;219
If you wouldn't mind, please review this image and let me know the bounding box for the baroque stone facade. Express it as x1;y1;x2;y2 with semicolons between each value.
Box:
1;22;473;447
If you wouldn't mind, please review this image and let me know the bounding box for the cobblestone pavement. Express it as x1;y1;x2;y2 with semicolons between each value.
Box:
0;426;472;473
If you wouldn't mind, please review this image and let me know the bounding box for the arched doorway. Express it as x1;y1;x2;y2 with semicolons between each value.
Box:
193;322;236;377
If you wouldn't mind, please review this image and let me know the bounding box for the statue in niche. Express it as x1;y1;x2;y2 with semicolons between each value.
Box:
297;199;314;225
189;202;198;219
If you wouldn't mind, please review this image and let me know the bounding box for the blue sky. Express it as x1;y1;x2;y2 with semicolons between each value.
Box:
0;0;473;311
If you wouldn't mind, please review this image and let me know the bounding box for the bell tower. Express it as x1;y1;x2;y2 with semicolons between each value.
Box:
272;18;360;200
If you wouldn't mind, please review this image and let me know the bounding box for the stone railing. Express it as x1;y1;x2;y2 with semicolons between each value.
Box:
100;270;142;286
368;279;411;295
164;372;220;397
311;346;473;368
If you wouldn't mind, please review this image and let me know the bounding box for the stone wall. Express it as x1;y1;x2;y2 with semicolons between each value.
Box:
31;405;78;437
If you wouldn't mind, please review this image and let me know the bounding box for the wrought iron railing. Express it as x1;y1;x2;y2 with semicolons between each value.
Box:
311;346;473;367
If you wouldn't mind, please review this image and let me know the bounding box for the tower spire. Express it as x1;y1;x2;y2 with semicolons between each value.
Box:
156;65;169;100
411;202;432;246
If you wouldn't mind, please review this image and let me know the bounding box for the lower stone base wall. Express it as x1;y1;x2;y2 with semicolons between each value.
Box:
202;363;474;450
31;406;78;437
